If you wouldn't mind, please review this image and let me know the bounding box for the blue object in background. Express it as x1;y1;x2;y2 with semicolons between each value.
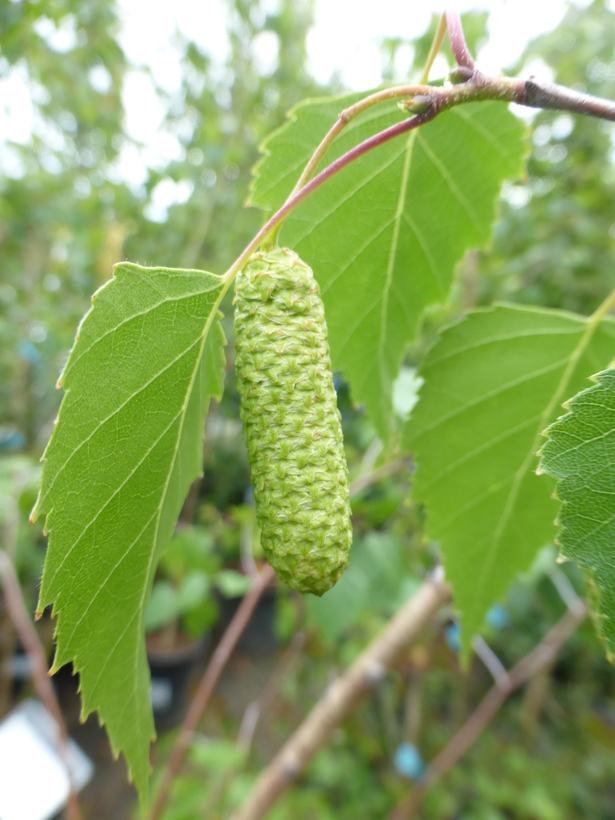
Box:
486;603;509;631
17;340;41;364
394;742;424;780
445;621;461;653
0;429;27;453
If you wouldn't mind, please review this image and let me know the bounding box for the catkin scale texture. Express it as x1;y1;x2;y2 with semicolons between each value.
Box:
234;247;352;596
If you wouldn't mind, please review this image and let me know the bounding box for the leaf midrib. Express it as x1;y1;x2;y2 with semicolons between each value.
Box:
77;283;225;776
135;291;226;701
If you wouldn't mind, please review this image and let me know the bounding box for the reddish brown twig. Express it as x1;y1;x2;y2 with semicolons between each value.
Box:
0;550;81;820
205;631;307;817
233;573;451;820
237;630;307;755
149;563;276;820
446;11;475;70
225;58;615;286
0;492;20;717
389;600;587;819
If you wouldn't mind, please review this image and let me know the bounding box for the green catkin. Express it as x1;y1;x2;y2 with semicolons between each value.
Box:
233;246;352;596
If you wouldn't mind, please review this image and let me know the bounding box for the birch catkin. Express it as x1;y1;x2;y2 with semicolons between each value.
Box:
234;247;352;596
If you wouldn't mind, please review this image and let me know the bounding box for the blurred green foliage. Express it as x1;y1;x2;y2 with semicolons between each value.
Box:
304;533;421;648
474;0;615;315
0;0;322;449
0;455;44;609
144;526;251;639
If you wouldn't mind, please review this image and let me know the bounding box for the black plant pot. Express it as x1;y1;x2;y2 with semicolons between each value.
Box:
146;633;210;731
217;586;279;652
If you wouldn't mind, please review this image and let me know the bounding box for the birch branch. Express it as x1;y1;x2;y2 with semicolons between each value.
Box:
149;562;276;820
389;599;587;819
233;572;451;820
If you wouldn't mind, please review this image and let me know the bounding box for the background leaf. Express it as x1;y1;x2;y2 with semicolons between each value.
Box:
31;263;226;807
305;532;420;646
403;305;615;656
540;367;615;660
251;94;527;437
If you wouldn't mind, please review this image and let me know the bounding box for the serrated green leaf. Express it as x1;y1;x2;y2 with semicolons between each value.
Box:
249;91;363;211
403;305;615;657
176;571;211;614
144;581;179;633
189;736;247;772
214;569;253;599
31;262;226;809
540;366;615;660
251;93;527;437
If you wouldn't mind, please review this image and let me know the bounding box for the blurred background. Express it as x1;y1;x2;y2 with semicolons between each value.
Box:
2;0;615;817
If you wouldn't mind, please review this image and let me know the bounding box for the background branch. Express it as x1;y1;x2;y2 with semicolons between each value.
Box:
233;573;451;820
149;562;276;820
0;484;22;716
237;630;307;755
389;600;587;819
0;549;81;820
521;79;615;119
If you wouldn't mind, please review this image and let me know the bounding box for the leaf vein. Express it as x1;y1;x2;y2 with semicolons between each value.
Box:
69;283;219;371
417;132;481;231
45;406;184;593
414;357;570;438
292;148;404;247
41;336;203;503
418;413;542;493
